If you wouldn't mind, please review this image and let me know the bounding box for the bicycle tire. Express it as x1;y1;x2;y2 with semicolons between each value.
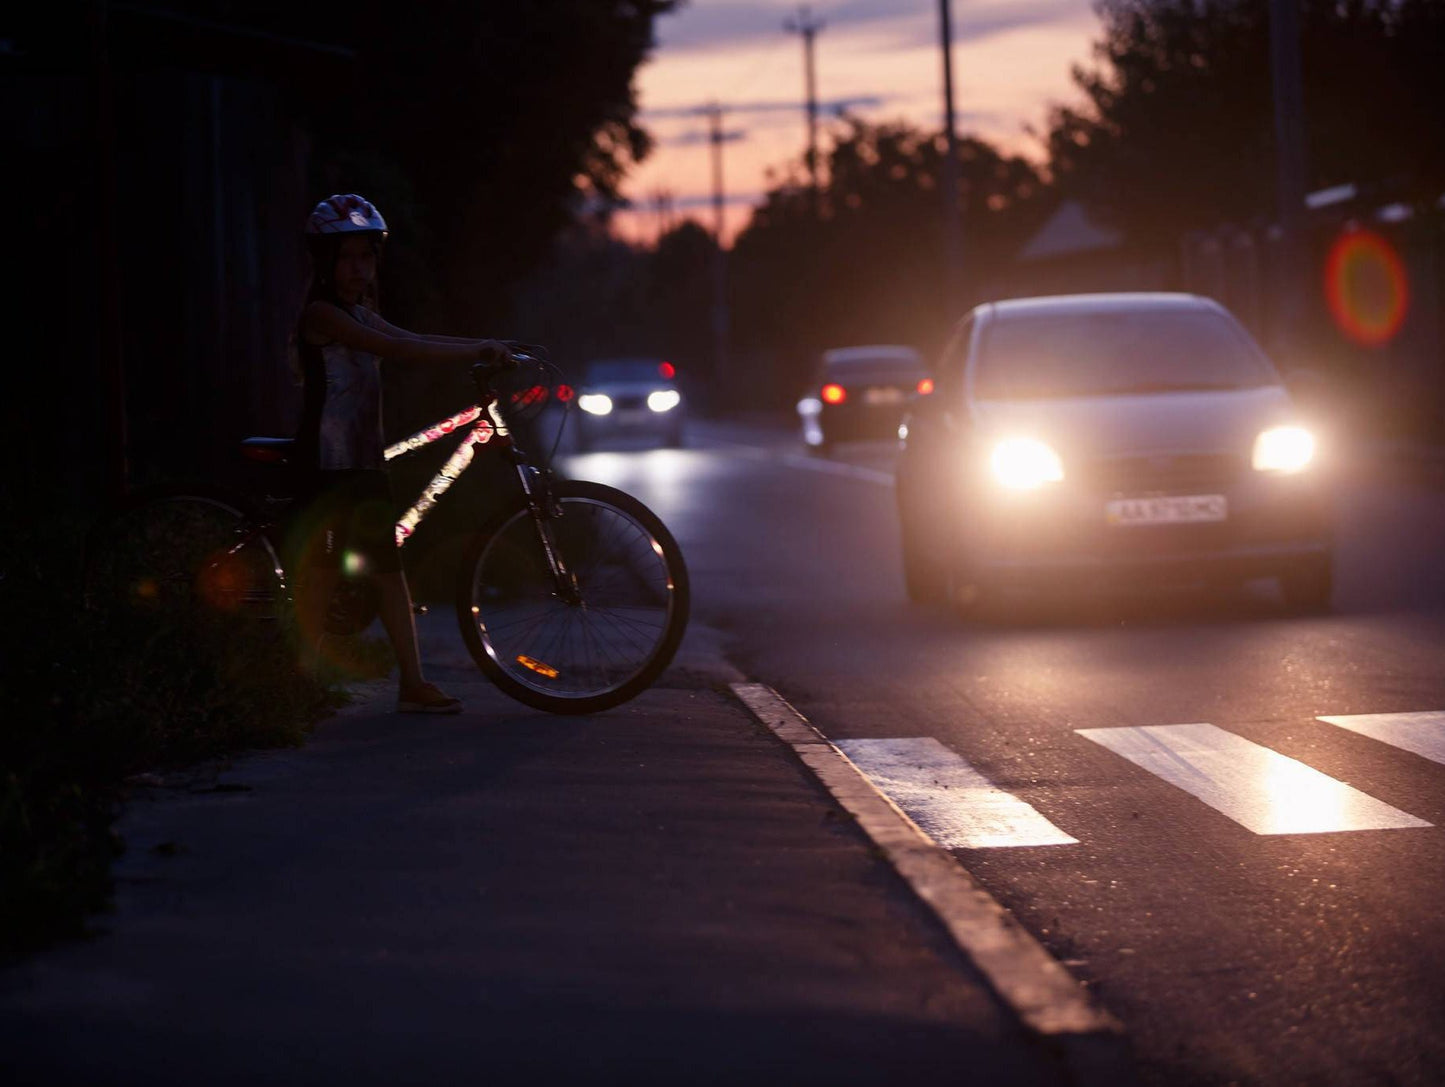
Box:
455;480;689;714
83;484;287;621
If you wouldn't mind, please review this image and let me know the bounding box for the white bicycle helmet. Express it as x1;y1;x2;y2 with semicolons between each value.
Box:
304;193;388;237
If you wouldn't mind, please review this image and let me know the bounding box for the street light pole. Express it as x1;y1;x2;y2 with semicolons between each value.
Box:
937;0;965;308
785;6;826;217
1268;0;1308;362
706;102;730;375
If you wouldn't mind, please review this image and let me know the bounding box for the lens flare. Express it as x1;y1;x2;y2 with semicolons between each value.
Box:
1324;228;1409;347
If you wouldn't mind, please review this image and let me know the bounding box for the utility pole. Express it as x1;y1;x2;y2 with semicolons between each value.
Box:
649;187;676;241
785;5;825;217
1268;0;1308;364
705;102;730;375
937;0;965;307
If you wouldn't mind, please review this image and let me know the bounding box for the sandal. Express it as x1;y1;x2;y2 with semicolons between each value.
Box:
397;682;463;715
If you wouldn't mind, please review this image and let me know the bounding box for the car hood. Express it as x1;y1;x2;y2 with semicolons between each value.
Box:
968;385;1296;458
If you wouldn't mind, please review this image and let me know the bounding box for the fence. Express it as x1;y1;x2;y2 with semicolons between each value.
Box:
1180;196;1445;441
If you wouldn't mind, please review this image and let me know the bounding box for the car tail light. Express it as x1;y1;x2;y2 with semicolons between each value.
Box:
916;377;934;395
821;383;847;404
659;361;676;379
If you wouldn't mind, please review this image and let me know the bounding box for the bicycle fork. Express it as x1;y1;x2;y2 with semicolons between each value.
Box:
513;459;582;606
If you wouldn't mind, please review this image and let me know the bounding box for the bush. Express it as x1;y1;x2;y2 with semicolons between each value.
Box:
0;491;379;955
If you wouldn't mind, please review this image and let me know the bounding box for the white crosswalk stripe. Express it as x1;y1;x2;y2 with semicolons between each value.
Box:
834;737;1077;849
1075;723;1432;835
833;715;1444;848
1317;711;1445;766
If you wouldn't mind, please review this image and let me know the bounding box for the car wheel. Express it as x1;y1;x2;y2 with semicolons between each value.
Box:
947;549;992;618
949;576;991;617
1279;555;1333;613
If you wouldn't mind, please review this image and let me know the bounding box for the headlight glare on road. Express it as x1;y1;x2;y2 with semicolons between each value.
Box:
648;389;682;413
578;394;613;416
1253;425;1315;473
990;437;1064;489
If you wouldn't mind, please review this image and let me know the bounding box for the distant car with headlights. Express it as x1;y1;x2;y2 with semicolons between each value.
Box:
797;344;931;453
572;357;685;451
894;293;1334;612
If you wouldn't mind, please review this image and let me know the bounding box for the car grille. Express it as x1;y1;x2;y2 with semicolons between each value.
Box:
1077;453;1246;495
611;394;646;410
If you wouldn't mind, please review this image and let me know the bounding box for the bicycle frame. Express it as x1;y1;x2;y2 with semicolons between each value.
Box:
383;380;579;603
385;401;507;549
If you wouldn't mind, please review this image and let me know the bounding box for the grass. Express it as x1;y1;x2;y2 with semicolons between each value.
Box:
0;492;389;957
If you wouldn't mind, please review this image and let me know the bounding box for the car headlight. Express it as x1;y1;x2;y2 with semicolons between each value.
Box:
648;389;681;413
989;437;1064;489
578;394;613;416
1253;425;1315;473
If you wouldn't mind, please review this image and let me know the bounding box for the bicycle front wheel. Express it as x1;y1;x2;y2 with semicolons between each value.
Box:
456;480;689;714
83;485;287;621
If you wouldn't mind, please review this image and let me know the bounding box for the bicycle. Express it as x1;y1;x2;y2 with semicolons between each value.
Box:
82;349;690;715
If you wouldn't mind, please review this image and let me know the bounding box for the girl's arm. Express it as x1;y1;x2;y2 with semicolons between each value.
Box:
303;302;507;364
367;311;486;346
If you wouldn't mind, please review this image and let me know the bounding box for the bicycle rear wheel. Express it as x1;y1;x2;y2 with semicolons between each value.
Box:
83;485;287;621
456;480;689;714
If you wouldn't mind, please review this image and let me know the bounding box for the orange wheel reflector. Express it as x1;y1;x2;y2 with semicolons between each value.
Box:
517;655;560;679
821;383;846;404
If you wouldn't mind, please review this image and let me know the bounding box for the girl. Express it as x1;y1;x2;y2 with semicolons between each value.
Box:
294;193;511;714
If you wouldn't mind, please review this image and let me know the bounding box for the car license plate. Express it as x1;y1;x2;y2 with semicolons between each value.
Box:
614;409;648;425
1106;494;1227;526
863;387;903;405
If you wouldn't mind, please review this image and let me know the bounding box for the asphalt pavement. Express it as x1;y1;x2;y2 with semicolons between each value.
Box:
0;612;1131;1087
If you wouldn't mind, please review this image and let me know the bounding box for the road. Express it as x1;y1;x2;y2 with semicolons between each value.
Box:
561;414;1445;1087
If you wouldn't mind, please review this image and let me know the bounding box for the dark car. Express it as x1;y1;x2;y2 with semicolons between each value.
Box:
797;344;931;453
572;357;686;451
894;293;1334;613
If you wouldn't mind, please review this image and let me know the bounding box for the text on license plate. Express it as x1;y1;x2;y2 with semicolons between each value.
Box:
1106;494;1227;526
863;387;904;405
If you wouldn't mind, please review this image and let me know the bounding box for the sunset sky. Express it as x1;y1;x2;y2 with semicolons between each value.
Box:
615;0;1106;247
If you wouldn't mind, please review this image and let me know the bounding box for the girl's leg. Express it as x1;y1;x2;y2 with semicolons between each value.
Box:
378;571;462;712
375;569;424;691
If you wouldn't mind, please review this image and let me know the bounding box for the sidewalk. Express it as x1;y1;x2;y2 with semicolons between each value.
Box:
0;618;1108;1087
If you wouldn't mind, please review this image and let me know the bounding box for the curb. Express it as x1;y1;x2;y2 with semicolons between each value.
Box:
730;681;1137;1086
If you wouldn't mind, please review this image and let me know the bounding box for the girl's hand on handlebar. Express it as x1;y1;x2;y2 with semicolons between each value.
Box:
477;339;516;367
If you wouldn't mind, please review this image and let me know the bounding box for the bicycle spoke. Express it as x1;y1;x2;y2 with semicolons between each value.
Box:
461;486;688;709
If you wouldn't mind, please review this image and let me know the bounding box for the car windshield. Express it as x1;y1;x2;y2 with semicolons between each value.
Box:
586;359;670;384
825;354;925;382
972;309;1276;399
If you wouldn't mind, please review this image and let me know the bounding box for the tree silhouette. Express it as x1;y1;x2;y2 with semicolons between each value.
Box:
1043;0;1445;246
292;0;682;335
727;116;1050;406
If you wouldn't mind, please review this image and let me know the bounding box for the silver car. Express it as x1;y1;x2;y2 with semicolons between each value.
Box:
572;357;686;451
894;292;1334;612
